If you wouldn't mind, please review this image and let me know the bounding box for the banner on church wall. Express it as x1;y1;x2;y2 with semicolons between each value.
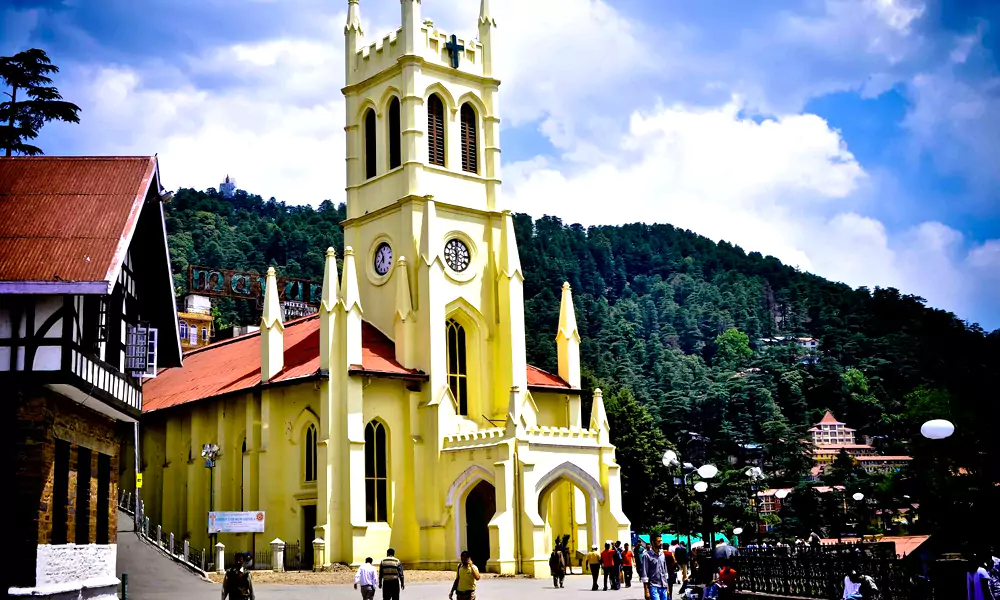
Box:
208;511;266;533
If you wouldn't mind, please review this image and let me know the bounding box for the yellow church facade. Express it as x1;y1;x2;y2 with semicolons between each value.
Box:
138;0;630;575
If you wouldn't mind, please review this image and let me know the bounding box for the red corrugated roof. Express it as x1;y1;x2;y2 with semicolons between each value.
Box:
527;364;571;389
144;317;573;412
0;156;157;285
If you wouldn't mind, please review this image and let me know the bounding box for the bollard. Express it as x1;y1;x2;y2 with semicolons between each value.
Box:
169;532;174;555
156;525;162;547
271;539;286;573
202;548;207;571
312;538;326;572
184;540;190;563
215;542;226;574
121;573;128;600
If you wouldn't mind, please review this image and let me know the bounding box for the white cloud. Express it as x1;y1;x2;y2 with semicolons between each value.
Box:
504;99;1000;326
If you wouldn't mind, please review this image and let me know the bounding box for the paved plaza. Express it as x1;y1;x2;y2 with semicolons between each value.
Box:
118;513;658;600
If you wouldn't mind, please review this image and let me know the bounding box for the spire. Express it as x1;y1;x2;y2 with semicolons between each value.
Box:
345;0;363;34
499;210;522;278
341;246;363;367
479;0;494;26
590;388;610;445
320;247;340;370
556;282;581;388
394;256;413;366
260;267;284;382
395;256;413;321
341;246;362;314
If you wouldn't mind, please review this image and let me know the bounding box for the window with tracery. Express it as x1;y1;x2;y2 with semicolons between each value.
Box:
365;420;388;522
446;318;468;416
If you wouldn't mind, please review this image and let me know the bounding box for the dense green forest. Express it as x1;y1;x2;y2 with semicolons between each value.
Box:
166;186;998;548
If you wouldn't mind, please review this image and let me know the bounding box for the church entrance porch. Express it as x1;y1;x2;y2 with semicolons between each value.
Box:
465;480;496;572
538;478;592;575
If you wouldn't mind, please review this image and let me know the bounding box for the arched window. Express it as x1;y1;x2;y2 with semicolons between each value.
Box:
365;420;388;522
179;321;188;340
202;327;209;342
446;318;468;416
364;108;377;179
304;424;318;483
460;103;478;174
388;97;401;170
427;94;445;167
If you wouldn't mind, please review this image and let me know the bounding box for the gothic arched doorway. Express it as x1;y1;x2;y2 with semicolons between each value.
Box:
465;480;496;571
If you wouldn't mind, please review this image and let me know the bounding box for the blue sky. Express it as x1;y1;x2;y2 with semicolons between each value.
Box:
3;0;998;330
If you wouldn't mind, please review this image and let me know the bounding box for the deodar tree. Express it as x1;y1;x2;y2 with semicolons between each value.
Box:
1;48;81;156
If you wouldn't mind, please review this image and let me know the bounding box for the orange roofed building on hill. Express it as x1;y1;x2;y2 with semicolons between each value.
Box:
138;0;629;576
809;411;912;476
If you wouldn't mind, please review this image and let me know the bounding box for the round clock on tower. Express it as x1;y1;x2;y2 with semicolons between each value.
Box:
374;242;392;276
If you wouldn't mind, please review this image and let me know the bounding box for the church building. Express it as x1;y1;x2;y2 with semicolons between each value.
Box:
139;0;630;575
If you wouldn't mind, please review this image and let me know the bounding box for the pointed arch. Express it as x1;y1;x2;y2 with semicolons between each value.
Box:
445;298;488;422
427;94;445;167
446;318;469;416
423;82;457;114
304;423;318;482
535;461;605;503
460;103;478;174
445;465;497;562
364;107;377;179
364;419;389;523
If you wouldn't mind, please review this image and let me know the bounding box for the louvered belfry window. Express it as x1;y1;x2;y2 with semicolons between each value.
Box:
460;103;477;174
427;94;445;166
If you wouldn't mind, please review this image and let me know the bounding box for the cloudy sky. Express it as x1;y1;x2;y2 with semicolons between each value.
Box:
3;0;999;330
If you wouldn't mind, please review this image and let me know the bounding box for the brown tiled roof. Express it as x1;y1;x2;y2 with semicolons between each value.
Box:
144;315;574;412
0;156;159;289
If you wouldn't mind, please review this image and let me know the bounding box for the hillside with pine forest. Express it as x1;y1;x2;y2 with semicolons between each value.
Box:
164;186;998;546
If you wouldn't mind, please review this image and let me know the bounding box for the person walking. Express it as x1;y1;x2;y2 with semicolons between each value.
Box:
674;541;689;585
622;543;634;588
550;547;566;588
586;544;602;591
641;535;670;600
354;557;378;600
379;548;405;600
601;543;617;591
449;551;481;600
222;552;255;600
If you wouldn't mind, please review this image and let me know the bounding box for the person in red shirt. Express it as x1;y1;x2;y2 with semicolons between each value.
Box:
601;543;617;591
716;560;738;600
621;543;634;588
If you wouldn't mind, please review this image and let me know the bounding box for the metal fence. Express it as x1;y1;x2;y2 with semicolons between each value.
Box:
732;552;931;599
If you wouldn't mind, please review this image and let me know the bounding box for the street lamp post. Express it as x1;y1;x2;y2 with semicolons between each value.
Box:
202;443;220;548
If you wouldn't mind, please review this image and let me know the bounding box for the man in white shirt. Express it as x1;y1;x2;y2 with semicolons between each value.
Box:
355;557;378;600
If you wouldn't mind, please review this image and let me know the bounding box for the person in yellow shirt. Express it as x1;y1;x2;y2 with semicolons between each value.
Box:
449;551;481;600
586;544;602;591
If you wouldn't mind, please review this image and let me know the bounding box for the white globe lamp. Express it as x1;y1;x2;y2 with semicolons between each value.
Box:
663;449;679;467
852;492;865;502
920;419;954;440
775;489;790;499
733;527;744;535
697;464;719;479
694;481;709;493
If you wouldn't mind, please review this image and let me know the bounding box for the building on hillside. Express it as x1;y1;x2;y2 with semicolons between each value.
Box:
138;0;629;577
753;485;846;533
809;411;912;475
0;156;182;599
220;175;236;199
178;294;214;349
757;336;820;364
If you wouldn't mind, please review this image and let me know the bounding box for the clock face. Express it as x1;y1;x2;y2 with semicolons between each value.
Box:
373;242;392;276
444;238;471;272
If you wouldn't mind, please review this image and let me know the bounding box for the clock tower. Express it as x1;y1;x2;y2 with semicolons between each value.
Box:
340;0;526;426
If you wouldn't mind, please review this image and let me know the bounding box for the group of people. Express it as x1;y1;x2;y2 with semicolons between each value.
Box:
351;548;482;600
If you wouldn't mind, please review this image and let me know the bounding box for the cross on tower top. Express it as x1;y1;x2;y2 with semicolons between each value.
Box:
445;34;464;69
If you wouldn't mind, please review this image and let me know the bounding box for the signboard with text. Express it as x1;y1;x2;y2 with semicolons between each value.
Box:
187;266;319;306
208;511;266;534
